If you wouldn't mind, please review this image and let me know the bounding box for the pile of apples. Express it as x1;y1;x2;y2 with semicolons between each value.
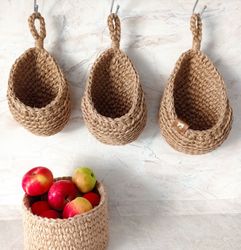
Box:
22;166;101;219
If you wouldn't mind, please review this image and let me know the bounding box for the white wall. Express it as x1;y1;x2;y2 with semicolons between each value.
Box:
0;0;241;249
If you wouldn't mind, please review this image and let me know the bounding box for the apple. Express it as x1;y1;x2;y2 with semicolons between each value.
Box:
31;201;50;216
39;210;60;219
83;192;100;207
63;197;93;219
72;167;96;193
22;167;53;196
48;180;78;210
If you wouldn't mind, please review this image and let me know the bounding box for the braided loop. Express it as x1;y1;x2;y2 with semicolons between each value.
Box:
28;12;46;49
190;13;202;50
108;13;121;49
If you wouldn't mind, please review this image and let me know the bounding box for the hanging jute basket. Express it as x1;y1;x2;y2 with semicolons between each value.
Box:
159;14;233;154
7;13;71;136
81;14;147;145
23;177;109;250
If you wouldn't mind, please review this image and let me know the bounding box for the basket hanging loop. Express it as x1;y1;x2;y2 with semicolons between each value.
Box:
28;12;46;49
108;13;121;49
190;13;202;51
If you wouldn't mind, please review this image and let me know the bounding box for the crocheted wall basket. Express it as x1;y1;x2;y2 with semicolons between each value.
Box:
159;14;232;154
82;14;147;145
7;13;71;136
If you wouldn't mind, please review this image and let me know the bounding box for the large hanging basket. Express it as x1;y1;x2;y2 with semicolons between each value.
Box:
23;177;109;250
81;14;147;145
7;13;71;136
159;14;232;154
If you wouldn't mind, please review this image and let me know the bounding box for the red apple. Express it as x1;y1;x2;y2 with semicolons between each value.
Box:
31;201;50;216
83;192;100;207
39;210;60;219
48;180;78;210
63;197;92;219
22;167;53;196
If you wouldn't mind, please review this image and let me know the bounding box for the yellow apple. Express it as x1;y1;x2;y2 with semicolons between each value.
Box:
63;197;92;218
72;167;96;193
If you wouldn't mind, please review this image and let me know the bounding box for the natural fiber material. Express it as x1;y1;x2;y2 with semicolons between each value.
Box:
23;177;109;250
81;14;147;145
7;13;71;136
159;14;232;154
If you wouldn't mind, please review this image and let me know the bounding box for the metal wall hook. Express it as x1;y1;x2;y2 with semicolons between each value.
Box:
200;5;207;15
110;0;120;15
34;0;39;13
192;0;207;15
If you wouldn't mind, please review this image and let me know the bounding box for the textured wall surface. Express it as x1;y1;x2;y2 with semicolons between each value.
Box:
0;0;241;249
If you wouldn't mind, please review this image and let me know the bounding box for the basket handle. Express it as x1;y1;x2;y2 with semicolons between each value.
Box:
28;12;46;49
108;13;121;49
190;13;202;51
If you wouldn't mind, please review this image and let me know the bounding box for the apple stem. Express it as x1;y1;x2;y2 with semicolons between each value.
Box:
65;196;70;202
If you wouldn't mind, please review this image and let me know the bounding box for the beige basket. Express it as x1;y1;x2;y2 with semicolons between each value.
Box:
81;14;147;145
159;14;233;154
7;13;71;136
22;177;109;250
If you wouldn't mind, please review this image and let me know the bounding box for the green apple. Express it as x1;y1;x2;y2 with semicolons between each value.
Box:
72;167;96;193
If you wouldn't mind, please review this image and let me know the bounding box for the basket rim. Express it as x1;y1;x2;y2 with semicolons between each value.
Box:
8;47;68;112
83;48;142;122
165;48;230;134
22;177;107;223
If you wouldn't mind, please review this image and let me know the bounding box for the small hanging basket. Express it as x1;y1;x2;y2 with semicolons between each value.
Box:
81;14;147;145
159;14;233;154
22;177;109;250
7;13;71;136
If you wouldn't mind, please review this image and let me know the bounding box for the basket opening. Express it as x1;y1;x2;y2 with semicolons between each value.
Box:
173;53;225;130
23;177;105;219
91;51;136;118
12;51;59;108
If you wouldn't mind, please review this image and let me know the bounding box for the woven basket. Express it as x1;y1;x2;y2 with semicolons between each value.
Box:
81;14;147;145
159;14;233;154
7;13;71;136
22;177;109;250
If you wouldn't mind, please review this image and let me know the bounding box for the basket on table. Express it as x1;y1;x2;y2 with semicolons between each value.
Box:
7;12;71;136
159;14;232;154
22;177;109;250
81;13;147;145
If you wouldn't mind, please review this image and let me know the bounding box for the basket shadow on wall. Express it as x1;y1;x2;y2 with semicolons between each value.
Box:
49;14;87;133
124;18;164;143
203;15;240;149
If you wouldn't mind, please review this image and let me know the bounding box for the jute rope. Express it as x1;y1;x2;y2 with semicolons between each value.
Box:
108;13;121;49
28;12;46;49
159;14;233;154
23;177;109;250
81;14;147;145
7;12;71;136
191;14;202;51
